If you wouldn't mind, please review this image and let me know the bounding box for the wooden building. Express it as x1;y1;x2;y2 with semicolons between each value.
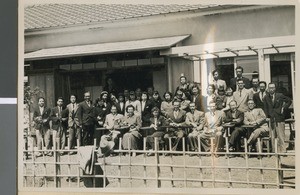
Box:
24;4;295;109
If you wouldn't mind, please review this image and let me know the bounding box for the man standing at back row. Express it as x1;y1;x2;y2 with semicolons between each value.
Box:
66;95;81;152
230;66;251;92
77;91;96;146
263;82;292;153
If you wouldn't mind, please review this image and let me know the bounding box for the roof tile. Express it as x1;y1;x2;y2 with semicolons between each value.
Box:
25;4;221;30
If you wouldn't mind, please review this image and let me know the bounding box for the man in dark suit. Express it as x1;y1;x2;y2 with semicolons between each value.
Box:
224;100;245;152
146;107;168;153
115;93;125;115
263;82;292;153
140;92;152;127
253;81;267;111
32;97;51;157
50;97;68;153
230;66;251;91
66;95;81;152
190;85;204;112
164;100;186;151
77;91;96;146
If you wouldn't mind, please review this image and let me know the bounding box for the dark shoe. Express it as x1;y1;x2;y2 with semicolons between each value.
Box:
35;152;43;157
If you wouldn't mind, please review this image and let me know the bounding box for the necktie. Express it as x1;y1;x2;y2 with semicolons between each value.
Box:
174;111;178;119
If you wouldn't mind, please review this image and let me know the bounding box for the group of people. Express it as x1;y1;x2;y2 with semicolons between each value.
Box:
32;66;292;157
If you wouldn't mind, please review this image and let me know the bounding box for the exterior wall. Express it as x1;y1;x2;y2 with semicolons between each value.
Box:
153;67;167;96
169;57;193;93
25;6;295;52
28;73;55;110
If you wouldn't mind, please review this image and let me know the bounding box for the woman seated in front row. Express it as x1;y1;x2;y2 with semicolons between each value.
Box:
121;105;142;157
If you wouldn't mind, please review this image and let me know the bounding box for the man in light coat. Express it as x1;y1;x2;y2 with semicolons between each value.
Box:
185;102;205;151
233;79;253;112
243;99;269;151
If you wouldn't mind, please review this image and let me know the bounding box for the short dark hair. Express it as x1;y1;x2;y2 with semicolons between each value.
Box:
235;66;244;72
141;92;148;96
151;107;160;113
207;84;216;92
258;81;267;87
237;78;244;83
57;97;64;101
70;94;77;99
268;82;276;87
212;69;219;75
126;105;135;112
38;97;45;101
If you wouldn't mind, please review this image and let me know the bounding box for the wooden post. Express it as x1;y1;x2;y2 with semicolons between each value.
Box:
210;137;215;188
244;138;250;187
76;138;80;187
197;136;204;187
182;138;187;188
257;138;265;188
55;137;61;187
225;137;232;188
118;137;122;187
67;137;71;187
143;137;147;187
154;137;161;188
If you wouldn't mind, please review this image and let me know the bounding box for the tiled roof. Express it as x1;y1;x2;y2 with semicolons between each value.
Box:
25;35;190;61
25;4;224;30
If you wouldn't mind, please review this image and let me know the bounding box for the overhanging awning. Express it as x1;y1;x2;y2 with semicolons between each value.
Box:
24;35;190;61
160;35;295;60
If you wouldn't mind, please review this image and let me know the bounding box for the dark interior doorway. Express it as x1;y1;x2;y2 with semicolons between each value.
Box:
107;68;153;93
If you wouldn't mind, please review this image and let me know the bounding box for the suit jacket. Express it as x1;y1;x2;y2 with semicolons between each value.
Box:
185;110;205;130
104;113;124;130
253;91;267;111
230;77;251;92
244;108;269;131
141;100;152;126
50;106;68;130
33;106;51;130
160;101;174;117
149;115;168;131
191;94;204;112
223;109;244;126
166;109;186;125
233;88;253;112
115;102;125;115
66;103;80;127
77;101;96;126
263;93;292;122
203;110;223;131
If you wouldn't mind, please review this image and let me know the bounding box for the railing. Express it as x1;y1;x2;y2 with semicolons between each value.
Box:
22;136;295;189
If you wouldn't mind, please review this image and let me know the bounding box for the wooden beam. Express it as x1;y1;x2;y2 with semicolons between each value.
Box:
160;35;295;56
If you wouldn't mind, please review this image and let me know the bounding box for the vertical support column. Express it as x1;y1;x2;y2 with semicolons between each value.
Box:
193;60;201;84
167;57;173;92
258;49;265;81
263;54;271;85
290;53;295;101
200;60;208;96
